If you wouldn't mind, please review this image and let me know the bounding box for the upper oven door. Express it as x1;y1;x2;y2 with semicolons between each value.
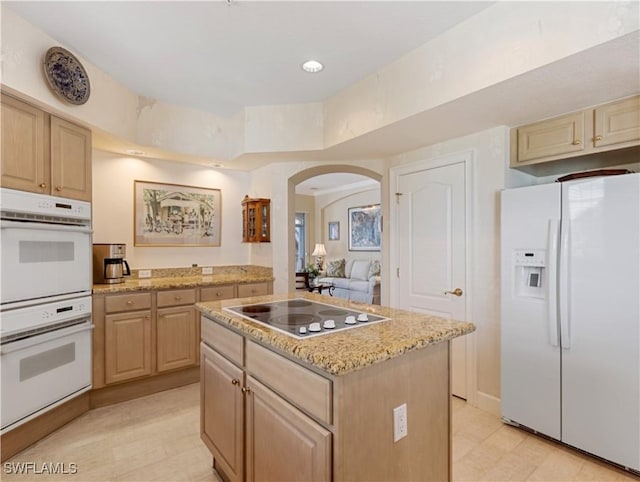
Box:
1;220;92;305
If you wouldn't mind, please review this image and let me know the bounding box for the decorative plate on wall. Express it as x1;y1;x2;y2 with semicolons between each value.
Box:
43;46;91;105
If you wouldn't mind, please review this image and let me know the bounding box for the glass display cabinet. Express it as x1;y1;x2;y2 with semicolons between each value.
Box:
241;196;270;243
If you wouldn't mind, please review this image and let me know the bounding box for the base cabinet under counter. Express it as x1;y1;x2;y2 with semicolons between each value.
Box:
200;322;330;482
199;314;450;482
92;280;273;397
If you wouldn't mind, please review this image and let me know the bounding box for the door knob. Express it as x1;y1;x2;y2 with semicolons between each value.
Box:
444;288;463;296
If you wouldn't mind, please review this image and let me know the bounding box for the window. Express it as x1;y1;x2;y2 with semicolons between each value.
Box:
294;213;306;272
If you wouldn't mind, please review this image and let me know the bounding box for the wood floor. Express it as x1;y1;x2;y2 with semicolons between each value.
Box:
2;383;637;481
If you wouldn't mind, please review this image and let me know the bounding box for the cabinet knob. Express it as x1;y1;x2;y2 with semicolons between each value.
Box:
571;140;581;146
216;292;222;296
231;379;240;386
175;295;182;300
593;135;602;142
126;300;133;305
39;183;47;189
242;386;251;394
55;186;62;191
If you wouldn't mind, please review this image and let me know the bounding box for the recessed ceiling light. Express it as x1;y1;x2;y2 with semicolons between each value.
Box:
126;149;145;156
209;163;225;168
301;60;324;73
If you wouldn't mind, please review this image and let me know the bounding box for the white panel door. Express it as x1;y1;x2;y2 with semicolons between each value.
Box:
397;161;467;398
561;173;640;471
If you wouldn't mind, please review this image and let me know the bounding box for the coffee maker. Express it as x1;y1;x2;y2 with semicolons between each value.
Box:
93;243;131;284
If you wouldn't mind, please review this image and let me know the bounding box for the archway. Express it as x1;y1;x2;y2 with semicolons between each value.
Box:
287;165;383;294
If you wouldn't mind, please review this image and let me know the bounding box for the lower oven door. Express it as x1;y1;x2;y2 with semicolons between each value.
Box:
0;321;93;432
0;220;92;305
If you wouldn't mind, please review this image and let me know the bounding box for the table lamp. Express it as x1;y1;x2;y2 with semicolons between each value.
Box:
312;243;327;271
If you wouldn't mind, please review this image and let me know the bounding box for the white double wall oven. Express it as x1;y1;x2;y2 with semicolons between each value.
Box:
0;188;93;432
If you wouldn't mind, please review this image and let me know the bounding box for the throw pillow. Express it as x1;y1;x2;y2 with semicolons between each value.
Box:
368;259;381;277
325;258;346;278
350;260;371;281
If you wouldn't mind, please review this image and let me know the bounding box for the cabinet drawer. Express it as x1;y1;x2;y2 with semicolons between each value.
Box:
105;292;151;313
157;288;197;307
246;341;332;425
237;282;269;298
200;284;236;301
201;317;243;366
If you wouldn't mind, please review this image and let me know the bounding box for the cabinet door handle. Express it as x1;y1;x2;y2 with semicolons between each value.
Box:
571;140;581;145
55;186;62;191
593;135;602;142
39;183;47;189
231;379;240;386
242;386;251;394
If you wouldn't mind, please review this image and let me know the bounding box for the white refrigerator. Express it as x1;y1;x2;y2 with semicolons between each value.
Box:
500;172;640;472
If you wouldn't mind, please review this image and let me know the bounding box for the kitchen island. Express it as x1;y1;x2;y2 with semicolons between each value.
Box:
196;292;475;482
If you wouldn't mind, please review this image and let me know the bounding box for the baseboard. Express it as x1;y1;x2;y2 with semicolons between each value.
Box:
1;393;90;462
90;367;200;408
476;391;501;416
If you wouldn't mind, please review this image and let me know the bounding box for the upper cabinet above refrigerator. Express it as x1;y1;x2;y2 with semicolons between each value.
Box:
510;94;640;177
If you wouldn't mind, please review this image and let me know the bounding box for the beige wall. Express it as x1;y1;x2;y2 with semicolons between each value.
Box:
92;150;251;269
316;189;380;262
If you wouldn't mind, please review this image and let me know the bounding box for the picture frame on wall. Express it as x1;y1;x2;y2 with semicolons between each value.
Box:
134;180;221;247
348;204;381;251
328;221;340;241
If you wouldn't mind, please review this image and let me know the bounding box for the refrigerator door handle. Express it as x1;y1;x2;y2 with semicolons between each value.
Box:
547;220;560;347
559;219;571;349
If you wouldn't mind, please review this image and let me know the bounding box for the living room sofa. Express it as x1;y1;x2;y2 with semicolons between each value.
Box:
316;258;381;304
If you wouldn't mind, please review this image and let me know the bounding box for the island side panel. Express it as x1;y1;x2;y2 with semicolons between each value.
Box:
333;340;450;482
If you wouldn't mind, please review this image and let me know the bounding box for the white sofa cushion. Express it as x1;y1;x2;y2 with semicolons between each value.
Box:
350;260;371;281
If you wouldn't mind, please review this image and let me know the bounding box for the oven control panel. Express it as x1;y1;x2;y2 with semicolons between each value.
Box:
0;295;92;339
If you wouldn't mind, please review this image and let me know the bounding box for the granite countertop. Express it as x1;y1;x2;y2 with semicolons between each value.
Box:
92;272;274;294
196;292;475;377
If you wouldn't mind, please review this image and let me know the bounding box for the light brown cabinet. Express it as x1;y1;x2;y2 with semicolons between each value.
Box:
241;196;270;243
237;282;270;298
105;310;152;384
93;281;272;395
201;343;245;482
511;94;640;175
200;313;451;482
201;321;330;482
157;305;198;373
1;93;92;201
246;376;331;482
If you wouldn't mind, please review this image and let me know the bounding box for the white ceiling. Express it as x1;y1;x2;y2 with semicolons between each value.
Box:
5;1;639;180
7;1;493;117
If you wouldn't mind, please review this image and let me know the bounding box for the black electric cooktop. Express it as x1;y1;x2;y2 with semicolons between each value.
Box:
224;298;389;339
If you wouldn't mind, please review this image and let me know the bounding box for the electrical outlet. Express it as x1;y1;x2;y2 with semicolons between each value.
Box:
393;403;408;442
138;269;152;279
202;267;213;275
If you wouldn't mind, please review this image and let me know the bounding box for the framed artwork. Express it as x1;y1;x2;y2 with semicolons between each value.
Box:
348;204;381;251
328;221;340;241
134;180;221;247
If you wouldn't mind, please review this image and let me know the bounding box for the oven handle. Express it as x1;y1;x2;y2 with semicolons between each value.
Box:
0;322;94;355
0;220;92;234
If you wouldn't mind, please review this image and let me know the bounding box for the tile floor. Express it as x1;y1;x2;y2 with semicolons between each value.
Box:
3;383;637;481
